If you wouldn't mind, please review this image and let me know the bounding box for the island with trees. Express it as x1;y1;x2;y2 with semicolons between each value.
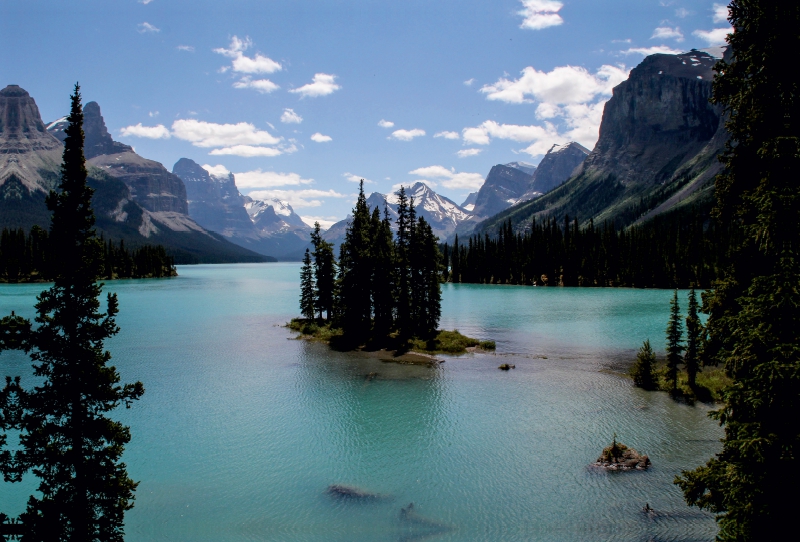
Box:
291;182;495;357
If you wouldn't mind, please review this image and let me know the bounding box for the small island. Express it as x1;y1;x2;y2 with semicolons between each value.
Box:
293;181;495;359
594;435;651;471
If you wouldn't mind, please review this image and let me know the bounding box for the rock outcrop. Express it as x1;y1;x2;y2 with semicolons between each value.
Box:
471;165;533;218
594;438;651;470
522;142;589;199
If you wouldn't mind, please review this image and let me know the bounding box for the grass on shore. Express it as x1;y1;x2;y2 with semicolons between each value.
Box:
288;318;495;355
628;361;731;403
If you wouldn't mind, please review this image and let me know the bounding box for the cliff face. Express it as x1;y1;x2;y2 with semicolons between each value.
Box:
471;165;533;218
524;142;589;197
476;49;727;235
172;158;257;237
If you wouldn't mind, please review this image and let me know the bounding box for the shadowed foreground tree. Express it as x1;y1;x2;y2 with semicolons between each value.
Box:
664;290;684;394
0;84;144;541
675;2;800;539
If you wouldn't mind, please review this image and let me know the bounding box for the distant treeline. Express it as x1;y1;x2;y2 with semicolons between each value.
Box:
444;209;735;288
0;226;177;282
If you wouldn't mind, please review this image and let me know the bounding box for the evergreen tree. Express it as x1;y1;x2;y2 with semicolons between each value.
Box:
0;84;144;541
394;187;412;336
337;180;374;338
630;340;658;390
684;288;701;389
310;223;335;321
676;3;800;538
665;289;684;394
371;205;395;337
414;217;441;338
299;248;316;320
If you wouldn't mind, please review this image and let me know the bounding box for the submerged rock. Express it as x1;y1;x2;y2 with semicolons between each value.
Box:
326;484;386;500
399;502;451;535
594;437;651;470
498;363;515;370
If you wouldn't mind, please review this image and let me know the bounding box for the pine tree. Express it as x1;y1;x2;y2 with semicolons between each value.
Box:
310;223;335;321
415;217;442;338
371;205;395;338
630;340;658;390
675;3;800;538
0;84;144;541
665;289;684;394
684;288;701;389
299;248;316;320
394;187;412;337
337;180;374;338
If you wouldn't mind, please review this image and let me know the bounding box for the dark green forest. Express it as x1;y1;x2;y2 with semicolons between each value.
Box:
444;207;734;288
0;226;176;282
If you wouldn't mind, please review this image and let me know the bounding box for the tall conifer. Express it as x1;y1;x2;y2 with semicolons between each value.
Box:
394;187;412;336
372;205;395;337
337;181;373;338
0;84;144;541
300;248;316;320
676;3;800;538
665;289;684;393
684;288;701;388
310;223;335;321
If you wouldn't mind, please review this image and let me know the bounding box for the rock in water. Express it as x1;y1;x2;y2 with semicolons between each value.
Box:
595;438;651;470
326;484;385;500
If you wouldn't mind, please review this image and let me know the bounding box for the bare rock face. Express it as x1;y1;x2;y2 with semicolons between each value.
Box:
524;142;590;198
471;165;533;218
0;85;64;194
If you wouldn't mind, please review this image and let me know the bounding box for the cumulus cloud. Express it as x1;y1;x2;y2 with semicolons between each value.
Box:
434;131;460;140
209;145;285;157
310;132;332;142
463;78;476;86
343;173;375;184
622;45;683;55
408;165;485;190
233;170;314;189
281;108;303;124
247;189;347;208
390;129;425;141
651;26;684;41
378;119;394;128
712;3;730;23
693;27;730;46
456;149;482;158
480;64;628;104
201;164;231;177
214;36;281;73
137;22;160;33
232;77;279;94
177;45;195;52
290;73;340;98
119;123;171;139
148;111;159;117
517;0;564;30
171;119;281;147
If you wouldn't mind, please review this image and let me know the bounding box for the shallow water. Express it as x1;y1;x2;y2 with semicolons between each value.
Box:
0;263;720;541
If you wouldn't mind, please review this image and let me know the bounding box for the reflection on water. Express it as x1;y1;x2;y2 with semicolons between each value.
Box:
0;264;720;541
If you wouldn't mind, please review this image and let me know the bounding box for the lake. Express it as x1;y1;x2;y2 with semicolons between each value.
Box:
0;263;721;541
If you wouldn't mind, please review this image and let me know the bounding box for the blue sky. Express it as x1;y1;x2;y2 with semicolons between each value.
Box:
1;0;730;227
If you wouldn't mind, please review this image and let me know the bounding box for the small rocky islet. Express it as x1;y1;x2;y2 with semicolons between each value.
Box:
594;437;651;471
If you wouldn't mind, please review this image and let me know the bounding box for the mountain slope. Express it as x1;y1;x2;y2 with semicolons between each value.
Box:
476;49;725;235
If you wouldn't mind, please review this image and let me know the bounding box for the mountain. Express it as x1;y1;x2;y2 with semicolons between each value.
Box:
322;182;471;249
460;191;478;212
505;161;537;176
171;158;312;260
520;142;589;200
476;49;726;235
0;85;267;263
470;164;533;218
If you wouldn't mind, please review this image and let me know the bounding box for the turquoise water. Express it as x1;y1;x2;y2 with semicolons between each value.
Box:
0;264;720;541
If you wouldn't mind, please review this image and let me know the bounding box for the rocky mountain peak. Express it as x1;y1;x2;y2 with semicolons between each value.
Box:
471;164;533;218
504;161;537;176
48;101;132;159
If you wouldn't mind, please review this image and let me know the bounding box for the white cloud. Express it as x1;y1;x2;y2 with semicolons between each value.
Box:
209;145;284;157
651;26;684;41
434;131;460;140
177;45;195;52
712;3;730;23
232;77;280;94
310;132;332;142
390;128;426;141
343;173;375;184
247;189;347;208
299;215;339;229
137;22;160;33
214;36;251;57
463;78;476;86
622;45;684;55
119;123;171;139
408;165;485;190
281;108;303;124
290;73;340;98
517;0;564;30
457;149;482;158
378;119;394;128
692;28;730;46
214;36;282;78
675;8;690;18
462;120;559;145
480;64;628;104
233;170;314;189
232;54;281;74
148;111;159;117
139;0;155;4
201;164;231;177
612;38;632;43
171;119;281;147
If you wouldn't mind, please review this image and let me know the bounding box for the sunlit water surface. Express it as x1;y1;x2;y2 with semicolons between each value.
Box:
0;263;720;541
